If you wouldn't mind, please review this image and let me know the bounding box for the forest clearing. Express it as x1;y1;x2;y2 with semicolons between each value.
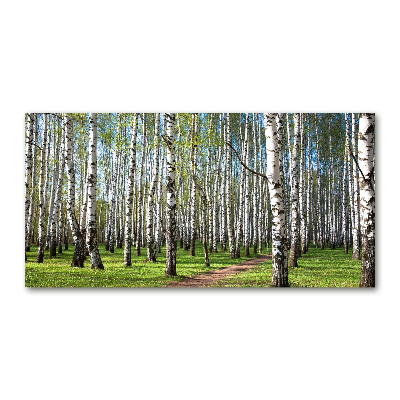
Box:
24;113;374;288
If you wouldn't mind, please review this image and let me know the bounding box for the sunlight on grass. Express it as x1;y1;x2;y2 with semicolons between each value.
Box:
211;246;361;287
25;241;255;287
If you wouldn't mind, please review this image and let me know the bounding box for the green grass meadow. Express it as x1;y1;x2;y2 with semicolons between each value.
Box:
25;241;253;287
212;246;361;287
25;242;361;287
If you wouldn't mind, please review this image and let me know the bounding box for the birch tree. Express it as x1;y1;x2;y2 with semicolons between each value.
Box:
264;113;288;287
146;113;160;262
64;114;85;268
351;113;360;260
243;113;251;257
36;114;48;263
27;114;38;250
289;113;300;267
86;113;104;269
136;114;146;256
49;117;65;258
190;113;198;256
358;113;375;287
25;114;34;259
226;113;236;259
164;113;177;276
124;113;138;266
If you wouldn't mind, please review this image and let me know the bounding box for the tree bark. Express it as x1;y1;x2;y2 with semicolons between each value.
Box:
25;114;34;259
351;113;361;260
289;113;300;267
358;113;375;287
264;113;289;287
86;113;104;269
243;113;251;257
146;113;160;262
124;113;138;266
27;114;38;251
36;114;48;263
64;114;85;268
50;117;65;258
226;113;236;259
190;113;197;256
164;113;177;276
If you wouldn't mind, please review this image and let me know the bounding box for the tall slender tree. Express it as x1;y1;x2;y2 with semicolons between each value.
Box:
64;114;85;267
264;113;288;287
146;113;160;262
289;113;300;267
358;113;375;287
124;113;138;266
25;114;34;259
164;113;177;276
86;113;104;269
36;114;48;263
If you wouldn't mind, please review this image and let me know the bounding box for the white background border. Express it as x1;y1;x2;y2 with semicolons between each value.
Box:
0;1;397;399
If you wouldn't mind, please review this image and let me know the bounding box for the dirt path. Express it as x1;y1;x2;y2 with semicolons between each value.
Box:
167;254;271;287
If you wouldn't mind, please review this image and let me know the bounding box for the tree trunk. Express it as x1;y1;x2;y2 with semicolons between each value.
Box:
124;113;138;266
86;113;104;269
36;114;48;263
243;113;251;257
351;113;361;260
50;117;65;258
226;113;236;259
25;114;34;259
27;114;38;251
146;113;160;262
164;113;177;276
136;114;146;256
64;114;85;268
264;113;288;287
289;113;300;267
190;113;197;256
358;113;375;287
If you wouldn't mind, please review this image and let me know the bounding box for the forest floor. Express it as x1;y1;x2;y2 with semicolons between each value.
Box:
25;240;254;287
25;242;361;287
211;246;362;287
167;254;271;287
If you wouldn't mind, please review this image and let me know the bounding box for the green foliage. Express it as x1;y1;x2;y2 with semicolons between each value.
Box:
25;241;253;287
212;247;361;287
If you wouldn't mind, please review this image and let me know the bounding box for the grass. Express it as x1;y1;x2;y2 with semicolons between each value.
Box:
25;241;253;287
211;246;362;287
26;243;362;288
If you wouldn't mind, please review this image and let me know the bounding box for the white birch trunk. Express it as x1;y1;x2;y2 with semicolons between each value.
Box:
289;113;300;267
243;113;251;256
226;113;236;258
64;114;85;267
252;114;259;254
165;113;177;276
86;113;104;269
25;113;34;258
264;113;288;286
146;113;160;262
124;113;138;266
300;114;307;254
36;114;48;262
352;113;360;259
155;148;164;255
50;117;65;258
358;113;375;287
235;120;245;258
27;115;38;250
136;114;146;255
190;113;197;256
